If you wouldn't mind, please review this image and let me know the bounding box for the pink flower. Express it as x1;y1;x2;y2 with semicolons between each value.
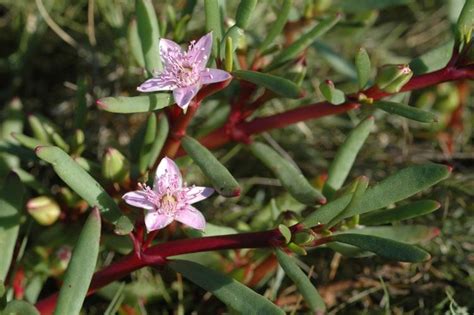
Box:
137;32;231;110
122;157;214;232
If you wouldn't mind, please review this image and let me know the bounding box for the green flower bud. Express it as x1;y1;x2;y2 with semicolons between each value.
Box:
71;129;85;156
27;196;61;226
287;242;307;256
314;0;332;13
293;230;315;246
102;147;129;183
375;64;413;93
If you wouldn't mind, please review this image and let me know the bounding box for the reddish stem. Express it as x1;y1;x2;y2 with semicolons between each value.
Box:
195;65;474;151
36;224;305;314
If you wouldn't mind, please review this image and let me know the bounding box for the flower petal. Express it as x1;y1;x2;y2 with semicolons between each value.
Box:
173;85;200;110
122;191;155;210
137;77;176;93
185;186;214;204
155;156;182;190
144;212;174;232
200;68;232;85
159;38;183;65
188;32;213;69
175;206;206;230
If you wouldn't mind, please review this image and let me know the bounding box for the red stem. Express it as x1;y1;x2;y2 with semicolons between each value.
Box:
35;224;305;314
196;66;474;151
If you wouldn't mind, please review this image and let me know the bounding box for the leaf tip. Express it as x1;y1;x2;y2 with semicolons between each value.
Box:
91;207;101;220
231;187;241;197
318;197;327;205
446;165;454;173
96;99;107;110
34;145;46;155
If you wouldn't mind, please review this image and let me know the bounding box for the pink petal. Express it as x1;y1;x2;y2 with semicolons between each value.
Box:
175;206;206;230
185;186;214;204
200;68;231;85
155;157;182;190
188;32;213;69
159;38;183;64
144;212;174;232
122;191;155;210
137;78;176;92
173;85;200;110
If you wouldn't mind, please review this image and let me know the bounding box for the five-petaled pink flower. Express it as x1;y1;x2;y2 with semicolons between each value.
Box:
137;32;231;110
122;157;213;232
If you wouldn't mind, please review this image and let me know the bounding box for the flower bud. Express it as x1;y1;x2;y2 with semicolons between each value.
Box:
27;196;61;226
102;147;129;183
287;242;307;255
293;230;315;246
51;246;72;276
375;64;413;93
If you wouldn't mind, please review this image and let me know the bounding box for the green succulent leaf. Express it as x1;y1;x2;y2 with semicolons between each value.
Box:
266;14;341;71
128;19;145;68
204;0;223;57
169;259;284;314
97;94;173;113
275;249;325;312
11;133;46;150
35;146;133;234
181;136;241;197
323;116;374;199
410;40;453;75
54;208;101;315
233;70;302;98
360;200;441;225
331;233;430;262
456;0;474;44
235;0;257;29
136;0;162;75
0;173;25;282
355;47;371;88
319;80;345;105
338;225;438;244
250;142;326;205
304;163;450;227
2;300;39;315
339;0;410;13
374;101;438;123
147;114;169;168
138;114;157;174
258;0;292;52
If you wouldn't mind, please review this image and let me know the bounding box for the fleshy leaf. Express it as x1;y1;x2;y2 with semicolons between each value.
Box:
97;94;173;113
323;116;374;199
331;233;430;262
169;259;284;314
147;114;169;168
360;200;441;225
235;0;257;29
355;47;371;89
374;101;438;123
136;0;162;75
128;19;145;68
338;225;439;244
319;80;345;105
258;0;292;52
0;173;25;282
138;114;157;174
304;163;450;227
233;70;302;99
3;300;39;315
275;249;325;313
249;142;326;205
35;146;133;234
266;14;341;71
53;208;101;315
204;0;223;57
181;136;240;197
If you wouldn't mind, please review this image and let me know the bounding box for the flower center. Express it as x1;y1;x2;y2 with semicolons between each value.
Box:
175;62;199;87
158;193;178;216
